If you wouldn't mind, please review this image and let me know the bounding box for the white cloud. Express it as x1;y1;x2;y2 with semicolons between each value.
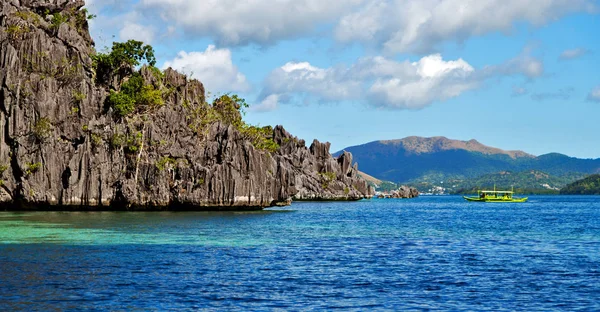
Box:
119;21;155;44
162;45;251;93
368;54;477;109
86;3;145;48
250;94;280;112
588;85;600;102
334;1;389;43
482;47;544;79
415;54;474;78
138;0;362;46
261;61;360;103
258;48;549;110
335;0;597;54
85;0;115;10
85;0;118;9
522;60;544;78
133;0;595;51
559;48;590;60
260;54;478;110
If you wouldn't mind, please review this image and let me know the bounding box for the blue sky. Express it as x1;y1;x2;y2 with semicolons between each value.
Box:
87;0;600;159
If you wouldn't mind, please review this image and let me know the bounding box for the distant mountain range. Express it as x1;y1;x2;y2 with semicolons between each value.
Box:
335;136;600;192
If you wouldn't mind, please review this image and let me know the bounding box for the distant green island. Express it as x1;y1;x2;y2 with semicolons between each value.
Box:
364;170;587;195
341;136;600;195
560;175;600;195
414;170;585;195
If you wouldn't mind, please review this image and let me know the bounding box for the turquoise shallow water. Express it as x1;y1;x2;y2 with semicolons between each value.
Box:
1;196;599;310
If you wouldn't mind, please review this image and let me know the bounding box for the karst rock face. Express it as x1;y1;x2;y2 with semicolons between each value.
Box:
0;0;374;210
395;186;419;199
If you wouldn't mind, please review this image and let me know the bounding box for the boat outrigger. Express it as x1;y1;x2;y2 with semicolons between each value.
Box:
463;187;528;203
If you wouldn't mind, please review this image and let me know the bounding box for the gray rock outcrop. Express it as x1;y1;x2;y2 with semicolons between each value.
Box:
396;185;419;198
378;186;419;199
0;0;374;210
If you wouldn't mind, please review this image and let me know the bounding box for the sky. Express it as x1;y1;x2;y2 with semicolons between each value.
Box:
86;0;600;159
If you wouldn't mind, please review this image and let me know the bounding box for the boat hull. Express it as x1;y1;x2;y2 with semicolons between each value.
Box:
463;196;528;203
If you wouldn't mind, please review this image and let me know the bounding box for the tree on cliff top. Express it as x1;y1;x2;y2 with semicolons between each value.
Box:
92;40;156;85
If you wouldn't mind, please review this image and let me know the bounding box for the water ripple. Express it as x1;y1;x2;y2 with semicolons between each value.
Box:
1;196;600;310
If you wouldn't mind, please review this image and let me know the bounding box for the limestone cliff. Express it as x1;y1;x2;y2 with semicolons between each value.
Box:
0;0;374;210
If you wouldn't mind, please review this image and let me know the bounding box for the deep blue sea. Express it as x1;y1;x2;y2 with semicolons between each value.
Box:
1;196;600;310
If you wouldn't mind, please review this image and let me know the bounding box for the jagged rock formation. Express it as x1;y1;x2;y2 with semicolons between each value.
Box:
396;185;419;198
378;186;419;199
0;0;373;210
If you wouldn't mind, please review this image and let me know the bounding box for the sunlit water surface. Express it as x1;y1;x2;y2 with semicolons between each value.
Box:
1;196;599;310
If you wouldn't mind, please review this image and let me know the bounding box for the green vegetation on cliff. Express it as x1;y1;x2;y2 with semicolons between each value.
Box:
93;41;279;153
107;73;164;117
560;175;600;195
92;40;156;84
93;40;164;117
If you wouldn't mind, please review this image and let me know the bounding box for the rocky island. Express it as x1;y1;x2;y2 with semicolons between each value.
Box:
376;186;419;199
0;0;374;210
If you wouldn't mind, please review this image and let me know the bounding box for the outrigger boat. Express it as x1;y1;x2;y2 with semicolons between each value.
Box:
463;186;527;202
